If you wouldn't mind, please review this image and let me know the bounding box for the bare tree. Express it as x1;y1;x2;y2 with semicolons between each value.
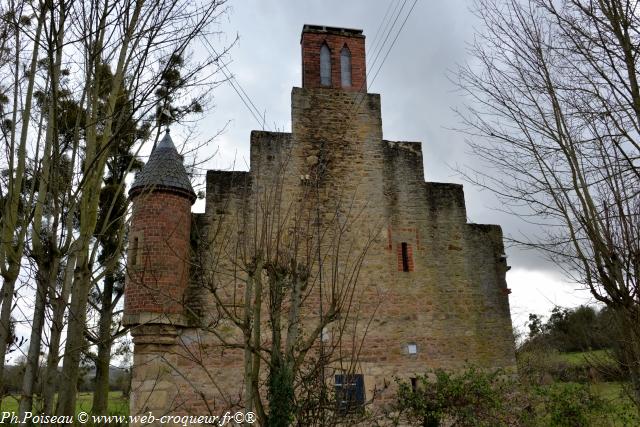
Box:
456;0;640;407
52;0;229;414
0;0;45;392
188;143;380;425
0;0;230;415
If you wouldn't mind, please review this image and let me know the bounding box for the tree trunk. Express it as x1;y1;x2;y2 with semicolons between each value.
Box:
21;32;59;416
620;309;640;409
243;272;255;414
91;272;115;414
55;258;91;416
0;5;43;393
56;0;143;415
0;275;17;389
42;252;75;415
18;269;51;423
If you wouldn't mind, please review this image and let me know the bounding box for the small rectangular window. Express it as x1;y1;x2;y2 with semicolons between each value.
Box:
335;374;365;415
401;242;409;272
410;377;418;392
407;343;418;355
130;236;139;267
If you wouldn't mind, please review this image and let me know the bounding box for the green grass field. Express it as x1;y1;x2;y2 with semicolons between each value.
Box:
590;382;639;425
532;350;639;425
0;392;128;416
554;349;613;366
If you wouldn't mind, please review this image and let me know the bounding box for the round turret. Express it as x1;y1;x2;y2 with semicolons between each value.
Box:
124;130;195;326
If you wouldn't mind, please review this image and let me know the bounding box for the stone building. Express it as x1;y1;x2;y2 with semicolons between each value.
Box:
124;25;516;423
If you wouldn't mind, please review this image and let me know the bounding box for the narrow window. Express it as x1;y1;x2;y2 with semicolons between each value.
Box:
340;46;352;87
320;43;331;86
335;374;365;415
410;377;418;392
130;236;139;267
401;242;409;272
321;326;330;342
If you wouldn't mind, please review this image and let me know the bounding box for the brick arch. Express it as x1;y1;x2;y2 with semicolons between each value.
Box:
340;43;352;87
320;41;332;86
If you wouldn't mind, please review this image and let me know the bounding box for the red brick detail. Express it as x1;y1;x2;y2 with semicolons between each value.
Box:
301;29;366;92
124;192;192;316
397;242;414;272
388;226;423;251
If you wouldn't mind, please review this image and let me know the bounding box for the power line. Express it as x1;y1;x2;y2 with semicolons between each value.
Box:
202;37;268;130
369;0;419;88
367;0;399;70
347;0;418;117
201;0;416;138
366;0;409;82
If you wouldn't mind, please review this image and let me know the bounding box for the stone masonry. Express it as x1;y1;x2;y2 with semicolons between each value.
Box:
124;25;517;425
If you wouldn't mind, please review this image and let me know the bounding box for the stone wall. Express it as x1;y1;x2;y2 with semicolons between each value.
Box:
125;190;194;423
152;86;517;420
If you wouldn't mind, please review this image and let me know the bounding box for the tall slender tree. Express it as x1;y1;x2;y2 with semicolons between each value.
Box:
0;0;45;393
457;0;640;407
0;0;230;414
88;65;146;414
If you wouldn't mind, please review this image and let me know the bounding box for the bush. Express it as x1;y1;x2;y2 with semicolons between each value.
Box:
523;306;614;353
533;382;606;427
518;350;590;384
393;367;519;426
392;367;612;426
517;348;627;385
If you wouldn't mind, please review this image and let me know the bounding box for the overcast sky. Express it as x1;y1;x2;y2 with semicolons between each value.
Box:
183;0;598;331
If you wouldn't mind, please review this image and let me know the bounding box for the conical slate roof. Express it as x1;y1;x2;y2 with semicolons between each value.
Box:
129;130;196;203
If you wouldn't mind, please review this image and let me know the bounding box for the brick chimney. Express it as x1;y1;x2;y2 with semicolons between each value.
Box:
301;24;366;92
123;129;196;327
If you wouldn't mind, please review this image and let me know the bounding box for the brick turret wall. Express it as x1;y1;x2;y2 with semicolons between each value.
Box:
301;25;366;92
124;191;192;320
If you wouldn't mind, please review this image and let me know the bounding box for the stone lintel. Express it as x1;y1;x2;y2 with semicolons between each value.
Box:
124;312;188;329
130;324;181;347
